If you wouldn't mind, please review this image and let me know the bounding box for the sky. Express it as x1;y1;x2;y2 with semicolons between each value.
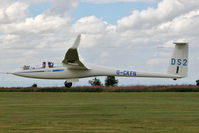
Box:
0;0;199;87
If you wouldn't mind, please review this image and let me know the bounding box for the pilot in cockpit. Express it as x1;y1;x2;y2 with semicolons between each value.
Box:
42;62;46;68
48;62;54;68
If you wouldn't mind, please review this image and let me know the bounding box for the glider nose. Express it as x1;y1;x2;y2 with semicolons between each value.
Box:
12;71;20;76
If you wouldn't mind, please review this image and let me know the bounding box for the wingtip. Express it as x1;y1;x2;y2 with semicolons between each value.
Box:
70;34;81;49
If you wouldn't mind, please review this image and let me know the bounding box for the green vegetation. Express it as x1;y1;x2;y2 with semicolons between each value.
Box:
88;77;103;86
196;79;199;86
0;92;199;133
88;76;119;87
105;76;118;86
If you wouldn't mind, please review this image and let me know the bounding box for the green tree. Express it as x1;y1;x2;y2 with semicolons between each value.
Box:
88;77;103;86
105;76;118;87
196;79;199;86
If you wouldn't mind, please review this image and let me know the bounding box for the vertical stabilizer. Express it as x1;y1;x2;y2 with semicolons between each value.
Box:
167;43;189;78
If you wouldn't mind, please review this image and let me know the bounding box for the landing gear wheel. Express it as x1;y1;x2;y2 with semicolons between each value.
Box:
64;81;72;88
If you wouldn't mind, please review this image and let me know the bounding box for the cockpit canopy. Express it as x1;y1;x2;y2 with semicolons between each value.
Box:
22;61;55;70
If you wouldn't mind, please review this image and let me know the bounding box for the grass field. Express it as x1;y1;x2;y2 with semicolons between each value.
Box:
0;92;199;133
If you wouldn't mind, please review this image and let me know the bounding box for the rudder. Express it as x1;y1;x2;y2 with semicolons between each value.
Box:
167;43;189;78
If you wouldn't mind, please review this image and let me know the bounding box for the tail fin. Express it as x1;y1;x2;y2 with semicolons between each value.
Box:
167;43;189;78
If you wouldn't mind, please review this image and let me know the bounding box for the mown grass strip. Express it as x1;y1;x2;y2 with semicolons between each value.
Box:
0;92;199;133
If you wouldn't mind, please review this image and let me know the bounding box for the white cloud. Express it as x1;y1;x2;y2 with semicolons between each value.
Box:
72;16;114;34
0;0;14;8
146;58;168;66
23;50;36;56
0;1;28;23
117;0;199;32
158;9;199;36
23;0;78;15
0;34;20;48
0;14;70;34
45;0;78;15
100;52;109;58
81;0;159;4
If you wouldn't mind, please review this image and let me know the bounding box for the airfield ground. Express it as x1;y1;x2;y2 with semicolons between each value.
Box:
0;92;198;133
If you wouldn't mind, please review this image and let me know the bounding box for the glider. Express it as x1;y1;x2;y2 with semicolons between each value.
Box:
13;35;189;87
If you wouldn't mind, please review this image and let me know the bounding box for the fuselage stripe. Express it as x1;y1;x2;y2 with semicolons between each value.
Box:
19;69;65;74
52;69;64;72
20;70;45;73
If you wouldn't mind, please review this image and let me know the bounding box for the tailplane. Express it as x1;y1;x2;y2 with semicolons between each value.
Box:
167;43;189;78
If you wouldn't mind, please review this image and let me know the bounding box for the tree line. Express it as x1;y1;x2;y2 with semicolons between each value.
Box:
90;77;199;86
88;76;118;86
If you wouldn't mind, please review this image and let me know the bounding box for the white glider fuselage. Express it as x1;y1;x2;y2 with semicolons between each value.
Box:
13;63;181;80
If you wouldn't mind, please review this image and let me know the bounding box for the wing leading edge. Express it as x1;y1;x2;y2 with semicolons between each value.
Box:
62;34;88;70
